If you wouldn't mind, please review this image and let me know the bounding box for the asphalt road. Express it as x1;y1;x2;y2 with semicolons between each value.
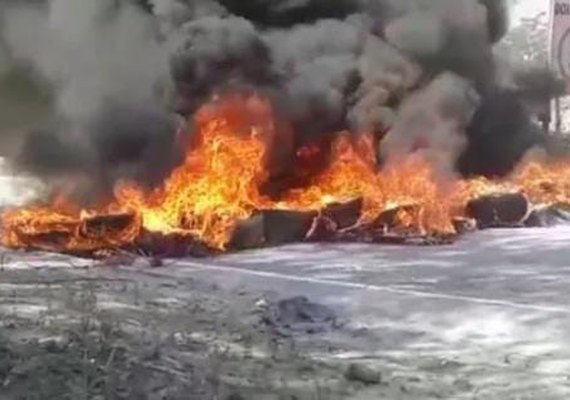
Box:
2;226;570;398
157;226;570;399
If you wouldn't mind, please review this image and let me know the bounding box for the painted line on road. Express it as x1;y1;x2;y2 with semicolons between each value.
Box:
168;261;570;315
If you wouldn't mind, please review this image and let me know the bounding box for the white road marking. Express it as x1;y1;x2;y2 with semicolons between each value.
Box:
160;261;570;315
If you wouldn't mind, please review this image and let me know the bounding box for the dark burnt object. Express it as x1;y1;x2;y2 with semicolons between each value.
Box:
261;296;338;336
458;90;541;178
373;204;420;230
466;192;530;228
262;209;318;245
79;212;137;238
329;225;457;246
452;217;478;234
230;209;318;249
15;230;74;252
134;230;215;258
322;198;363;229
305;215;338;242
229;213;266;250
525;205;570;228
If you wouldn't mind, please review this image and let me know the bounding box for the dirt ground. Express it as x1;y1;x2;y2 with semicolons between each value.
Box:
0;253;366;400
2;232;570;400
0;250;493;400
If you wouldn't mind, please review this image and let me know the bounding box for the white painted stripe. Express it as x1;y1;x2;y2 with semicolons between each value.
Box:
149;261;570;315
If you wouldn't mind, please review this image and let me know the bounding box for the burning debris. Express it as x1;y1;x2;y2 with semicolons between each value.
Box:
466;192;530;229
3;93;570;257
0;0;569;258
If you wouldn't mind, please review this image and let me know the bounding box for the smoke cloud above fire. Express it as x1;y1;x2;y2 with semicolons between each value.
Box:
1;0;179;201
0;0;549;201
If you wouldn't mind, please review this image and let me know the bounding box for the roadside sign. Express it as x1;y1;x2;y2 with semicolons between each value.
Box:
551;0;570;79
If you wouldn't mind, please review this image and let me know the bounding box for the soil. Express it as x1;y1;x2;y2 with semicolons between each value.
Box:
2;232;569;400
0;252;356;400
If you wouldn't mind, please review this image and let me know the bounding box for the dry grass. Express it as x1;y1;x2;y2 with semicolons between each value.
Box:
0;266;349;400
0;281;212;400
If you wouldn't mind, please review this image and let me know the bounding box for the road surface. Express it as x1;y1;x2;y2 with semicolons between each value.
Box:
1;166;569;398
1;225;570;399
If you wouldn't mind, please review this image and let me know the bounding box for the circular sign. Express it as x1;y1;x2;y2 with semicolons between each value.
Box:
558;27;570;79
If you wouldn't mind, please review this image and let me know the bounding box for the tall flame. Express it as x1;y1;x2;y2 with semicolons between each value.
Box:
114;95;273;249
3;93;570;253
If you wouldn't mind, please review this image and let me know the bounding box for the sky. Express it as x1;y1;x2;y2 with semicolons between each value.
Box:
511;0;549;25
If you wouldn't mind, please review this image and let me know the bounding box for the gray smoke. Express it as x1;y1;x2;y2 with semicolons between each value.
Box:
1;0;178;202
380;72;481;174
3;0;169;122
159;0;513;178
2;0;542;202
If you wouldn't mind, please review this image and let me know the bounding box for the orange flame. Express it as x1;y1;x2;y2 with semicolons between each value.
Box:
114;95;273;249
3;93;570;253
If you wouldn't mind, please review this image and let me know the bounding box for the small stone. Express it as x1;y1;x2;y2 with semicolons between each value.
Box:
255;298;269;309
172;332;186;345
5;321;16;329
226;394;245;400
39;336;67;353
149;257;164;268
454;378;474;391
345;363;382;385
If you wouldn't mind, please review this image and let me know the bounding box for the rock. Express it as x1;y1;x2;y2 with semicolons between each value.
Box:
95;252;137;267
262;296;338;335
255;298;269;309
345;363;382;385
38;336;67;353
454;378;474;391
226;394;246;400
149;257;164;268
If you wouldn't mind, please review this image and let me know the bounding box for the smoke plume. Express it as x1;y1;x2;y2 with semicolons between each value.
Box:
0;0;547;200
1;0;177;201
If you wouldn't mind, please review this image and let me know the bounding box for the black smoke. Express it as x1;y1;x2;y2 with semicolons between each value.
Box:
218;0;358;27
1;0;176;201
1;0;554;201
458;90;543;178
15;102;178;204
158;0;542;179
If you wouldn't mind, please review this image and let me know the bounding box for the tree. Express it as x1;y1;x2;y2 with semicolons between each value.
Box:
499;11;549;66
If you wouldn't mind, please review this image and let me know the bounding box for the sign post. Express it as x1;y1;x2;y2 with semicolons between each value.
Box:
550;0;570;133
551;0;570;78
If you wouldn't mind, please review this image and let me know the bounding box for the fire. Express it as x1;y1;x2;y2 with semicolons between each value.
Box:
3;93;570;254
114;95;273;250
1;201;141;252
512;159;570;206
280;135;457;234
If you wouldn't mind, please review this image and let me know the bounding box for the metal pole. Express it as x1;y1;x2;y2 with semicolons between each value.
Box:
555;95;562;134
